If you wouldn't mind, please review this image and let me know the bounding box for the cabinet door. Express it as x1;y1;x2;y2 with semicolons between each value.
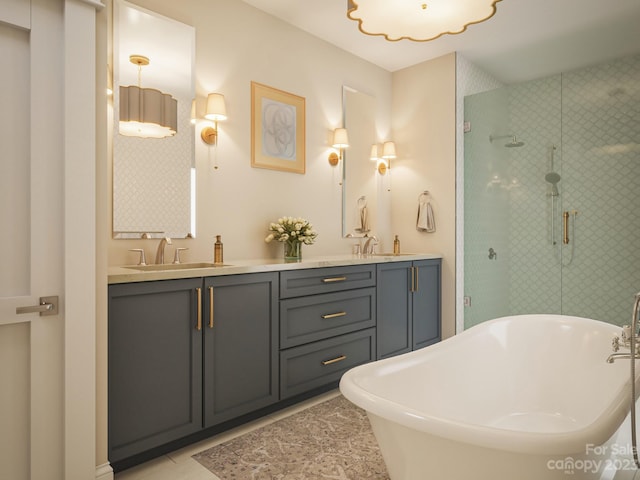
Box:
376;262;412;359
412;259;442;350
203;272;279;427
108;278;203;464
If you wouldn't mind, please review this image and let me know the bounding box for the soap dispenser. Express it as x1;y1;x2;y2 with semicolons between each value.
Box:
214;235;224;265
393;235;400;255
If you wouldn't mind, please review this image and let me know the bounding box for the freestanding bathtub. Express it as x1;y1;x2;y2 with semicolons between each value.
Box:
340;314;640;480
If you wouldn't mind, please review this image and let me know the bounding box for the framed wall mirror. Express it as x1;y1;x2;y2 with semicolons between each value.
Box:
342;86;377;237
112;0;195;239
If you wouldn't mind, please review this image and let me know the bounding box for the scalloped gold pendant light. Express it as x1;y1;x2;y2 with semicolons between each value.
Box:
347;0;502;42
119;55;177;139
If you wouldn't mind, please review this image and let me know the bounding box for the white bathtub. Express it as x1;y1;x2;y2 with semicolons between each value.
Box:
340;314;640;480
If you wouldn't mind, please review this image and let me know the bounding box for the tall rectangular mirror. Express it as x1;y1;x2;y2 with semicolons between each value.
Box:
112;1;195;239
342;86;377;237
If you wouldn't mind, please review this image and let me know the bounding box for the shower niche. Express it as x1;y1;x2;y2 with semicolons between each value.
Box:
463;53;640;330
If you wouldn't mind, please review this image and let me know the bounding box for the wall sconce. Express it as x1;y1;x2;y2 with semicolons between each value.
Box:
328;127;349;166
200;93;227;145
119;55;177;139
370;144;380;161
377;141;396;175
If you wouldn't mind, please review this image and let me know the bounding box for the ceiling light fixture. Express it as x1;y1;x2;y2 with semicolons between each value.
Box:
119;55;177;139
347;0;502;42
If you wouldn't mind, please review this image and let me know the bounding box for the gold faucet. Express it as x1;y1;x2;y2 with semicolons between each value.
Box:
155;237;172;264
363;235;378;255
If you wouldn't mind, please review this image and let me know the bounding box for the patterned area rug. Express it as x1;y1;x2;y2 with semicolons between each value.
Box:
193;394;389;479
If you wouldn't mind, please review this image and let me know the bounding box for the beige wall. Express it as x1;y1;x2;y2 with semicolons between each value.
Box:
107;0;392;267
390;53;457;339
99;0;458;471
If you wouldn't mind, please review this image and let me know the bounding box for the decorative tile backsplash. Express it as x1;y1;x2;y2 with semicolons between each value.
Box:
464;53;640;328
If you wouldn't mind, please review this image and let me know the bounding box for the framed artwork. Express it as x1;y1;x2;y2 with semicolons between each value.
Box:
251;81;306;174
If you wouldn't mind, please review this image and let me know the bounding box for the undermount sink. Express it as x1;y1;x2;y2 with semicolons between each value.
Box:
124;262;232;272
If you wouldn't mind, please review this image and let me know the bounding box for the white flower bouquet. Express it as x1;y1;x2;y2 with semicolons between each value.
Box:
265;217;318;245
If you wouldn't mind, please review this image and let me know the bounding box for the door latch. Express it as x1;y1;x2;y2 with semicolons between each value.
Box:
16;296;59;316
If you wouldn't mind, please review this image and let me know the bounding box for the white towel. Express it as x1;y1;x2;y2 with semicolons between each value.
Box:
417;201;436;233
355;204;369;233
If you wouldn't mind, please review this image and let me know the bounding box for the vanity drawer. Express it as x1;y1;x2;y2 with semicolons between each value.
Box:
280;287;375;349
280;328;376;399
279;265;375;298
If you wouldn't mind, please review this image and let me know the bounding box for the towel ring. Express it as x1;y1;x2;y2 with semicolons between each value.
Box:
357;196;367;208
418;191;431;202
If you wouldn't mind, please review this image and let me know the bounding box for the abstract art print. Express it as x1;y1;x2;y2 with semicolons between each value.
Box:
251;81;305;173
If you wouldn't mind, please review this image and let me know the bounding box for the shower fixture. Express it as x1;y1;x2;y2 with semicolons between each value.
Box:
545;145;560;245
505;136;525;148
545;171;561;196
489;134;525;148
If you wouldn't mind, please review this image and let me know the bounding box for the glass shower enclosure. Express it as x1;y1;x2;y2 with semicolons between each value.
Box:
464;54;640;329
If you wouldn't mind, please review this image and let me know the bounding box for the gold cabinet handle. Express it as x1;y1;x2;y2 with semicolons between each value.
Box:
410;267;418;293
321;311;347;319
321;355;347;366
208;286;214;329
563;211;570;245
322;276;347;283
196;287;202;331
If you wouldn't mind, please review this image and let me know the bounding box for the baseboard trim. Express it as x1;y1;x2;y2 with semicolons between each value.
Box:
96;462;114;480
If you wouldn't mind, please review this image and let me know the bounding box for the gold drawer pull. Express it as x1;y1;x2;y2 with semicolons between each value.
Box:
196;287;202;331
322;276;347;283
322;311;347;319
321;355;347;366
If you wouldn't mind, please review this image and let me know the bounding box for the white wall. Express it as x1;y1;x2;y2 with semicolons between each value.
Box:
107;0;392;266
390;53;457;339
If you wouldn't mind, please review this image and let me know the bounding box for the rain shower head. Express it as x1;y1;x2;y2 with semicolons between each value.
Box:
505;136;525;148
489;134;525;148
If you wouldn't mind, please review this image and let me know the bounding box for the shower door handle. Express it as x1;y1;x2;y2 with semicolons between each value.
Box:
563;211;570;244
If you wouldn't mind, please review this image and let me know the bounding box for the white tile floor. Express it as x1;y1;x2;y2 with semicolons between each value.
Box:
113;390;341;480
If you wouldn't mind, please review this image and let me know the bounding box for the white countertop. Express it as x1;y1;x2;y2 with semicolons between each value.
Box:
107;253;443;284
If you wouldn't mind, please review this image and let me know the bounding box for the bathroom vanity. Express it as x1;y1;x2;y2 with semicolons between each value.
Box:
107;254;441;470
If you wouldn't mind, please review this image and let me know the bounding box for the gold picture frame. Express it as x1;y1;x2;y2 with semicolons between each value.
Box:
251;81;306;174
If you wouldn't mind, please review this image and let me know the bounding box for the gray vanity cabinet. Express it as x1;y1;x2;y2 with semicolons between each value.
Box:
202;272;279;427
376;259;441;359
279;265;377;398
108;258;440;468
108;278;203;464
412;259;441;350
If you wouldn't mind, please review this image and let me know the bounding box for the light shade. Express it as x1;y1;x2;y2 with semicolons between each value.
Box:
204;93;227;121
347;0;502;42
119;85;177;138
370;144;379;160
332;128;350;148
382;141;397;159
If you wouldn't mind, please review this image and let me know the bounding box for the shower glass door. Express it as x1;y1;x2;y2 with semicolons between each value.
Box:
463;53;640;330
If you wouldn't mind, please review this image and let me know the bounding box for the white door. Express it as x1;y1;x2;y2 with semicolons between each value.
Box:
0;1;66;478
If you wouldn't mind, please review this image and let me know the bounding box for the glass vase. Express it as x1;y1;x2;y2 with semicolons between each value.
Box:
284;240;302;262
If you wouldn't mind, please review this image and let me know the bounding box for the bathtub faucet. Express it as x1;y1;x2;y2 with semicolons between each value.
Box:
605;293;640;470
607;295;640;363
